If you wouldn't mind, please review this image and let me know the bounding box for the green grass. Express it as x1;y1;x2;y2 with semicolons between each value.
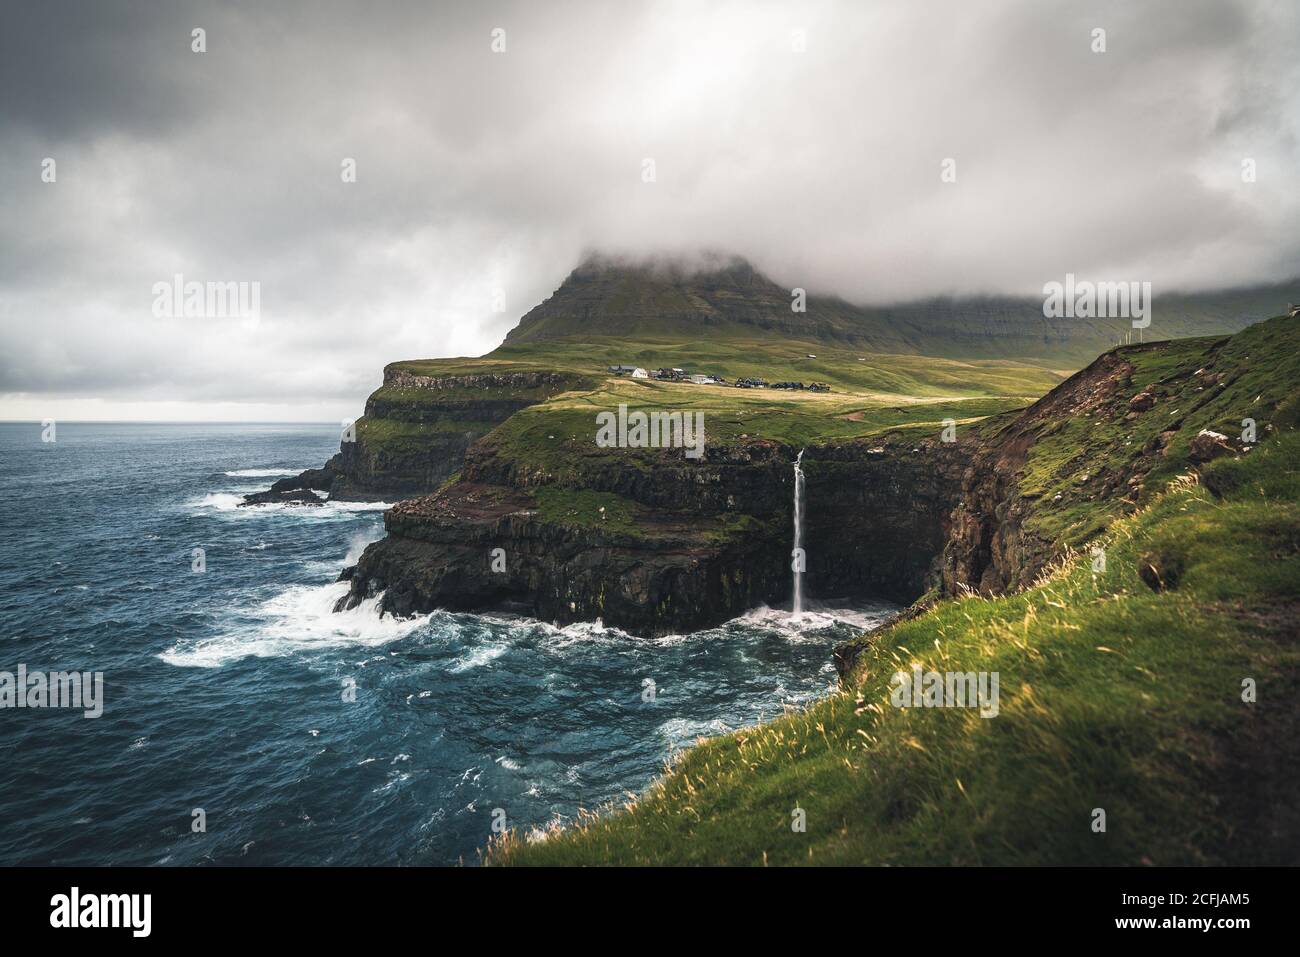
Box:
471;375;1032;487
355;416;498;444
491;333;1064;399
1013;318;1300;551
385;357;568;378
531;481;765;544
489;434;1300;866
534;487;643;535
357;334;1064;472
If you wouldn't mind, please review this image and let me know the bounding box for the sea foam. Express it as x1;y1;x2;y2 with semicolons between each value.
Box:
188;492;391;516
223;468;304;477
159;581;429;668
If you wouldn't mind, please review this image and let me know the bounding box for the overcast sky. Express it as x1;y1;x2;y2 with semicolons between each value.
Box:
2;0;1297;421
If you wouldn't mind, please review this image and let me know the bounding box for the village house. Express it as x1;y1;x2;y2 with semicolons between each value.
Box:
613;365;723;385
651;367;689;381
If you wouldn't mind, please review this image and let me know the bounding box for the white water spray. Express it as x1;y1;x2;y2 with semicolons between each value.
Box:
792;449;805;615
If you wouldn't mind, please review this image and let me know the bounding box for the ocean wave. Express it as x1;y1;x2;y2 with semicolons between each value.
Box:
188;492;392;516
476;601;893;648
447;641;509;673
191;492;246;510
729;601;896;638
344;529;381;564
159;581;430;668
657;716;729;747
223;468;305;477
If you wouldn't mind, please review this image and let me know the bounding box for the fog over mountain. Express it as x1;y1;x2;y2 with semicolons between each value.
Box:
1;0;1297;420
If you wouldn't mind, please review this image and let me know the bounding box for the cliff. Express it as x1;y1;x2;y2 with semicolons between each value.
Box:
338;313;1296;639
241;364;593;505
245;253;1292;509
336;441;794;634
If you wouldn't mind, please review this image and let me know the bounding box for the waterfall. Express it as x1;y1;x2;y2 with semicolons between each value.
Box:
792;449;805;615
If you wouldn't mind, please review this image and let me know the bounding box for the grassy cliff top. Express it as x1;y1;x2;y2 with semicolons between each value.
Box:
359;333;1065;470
1011;316;1300;551
475;376;1024;479
491;333;1064;397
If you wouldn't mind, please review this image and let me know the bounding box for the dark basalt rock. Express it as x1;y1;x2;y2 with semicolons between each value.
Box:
241;369;584;505
334;432;980;637
240;460;336;506
334;482;787;637
238;487;325;507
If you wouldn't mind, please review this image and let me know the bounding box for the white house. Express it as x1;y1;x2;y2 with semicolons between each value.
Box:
631;367;649;378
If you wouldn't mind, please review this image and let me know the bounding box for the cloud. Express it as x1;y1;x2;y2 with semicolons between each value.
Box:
1;0;1297;419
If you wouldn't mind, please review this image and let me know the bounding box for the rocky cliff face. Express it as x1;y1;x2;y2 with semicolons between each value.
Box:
336;440;800;635
241;366;591;505
338;480;788;636
799;438;969;603
936;352;1135;595
335;426;980;635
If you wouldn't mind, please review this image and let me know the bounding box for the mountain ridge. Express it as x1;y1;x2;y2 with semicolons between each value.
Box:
502;253;1298;364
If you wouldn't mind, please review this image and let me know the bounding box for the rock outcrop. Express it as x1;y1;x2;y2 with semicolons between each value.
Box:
1189;429;1233;463
334;425;981;635
336;481;788;636
240;366;591;505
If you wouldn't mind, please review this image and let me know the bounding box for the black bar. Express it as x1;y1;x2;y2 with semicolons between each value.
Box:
0;866;1282;942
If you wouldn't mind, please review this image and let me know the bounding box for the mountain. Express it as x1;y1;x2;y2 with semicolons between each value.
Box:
503;253;1298;364
503;253;897;348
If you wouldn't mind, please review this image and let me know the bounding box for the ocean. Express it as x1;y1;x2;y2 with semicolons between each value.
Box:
0;422;893;865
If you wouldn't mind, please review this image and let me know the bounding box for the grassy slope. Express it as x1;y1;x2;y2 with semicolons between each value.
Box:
1018;316;1300;551
353;334;1062;470
490;316;1300;866
490;333;1062;398
476;378;1028;479
452;335;1062;485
